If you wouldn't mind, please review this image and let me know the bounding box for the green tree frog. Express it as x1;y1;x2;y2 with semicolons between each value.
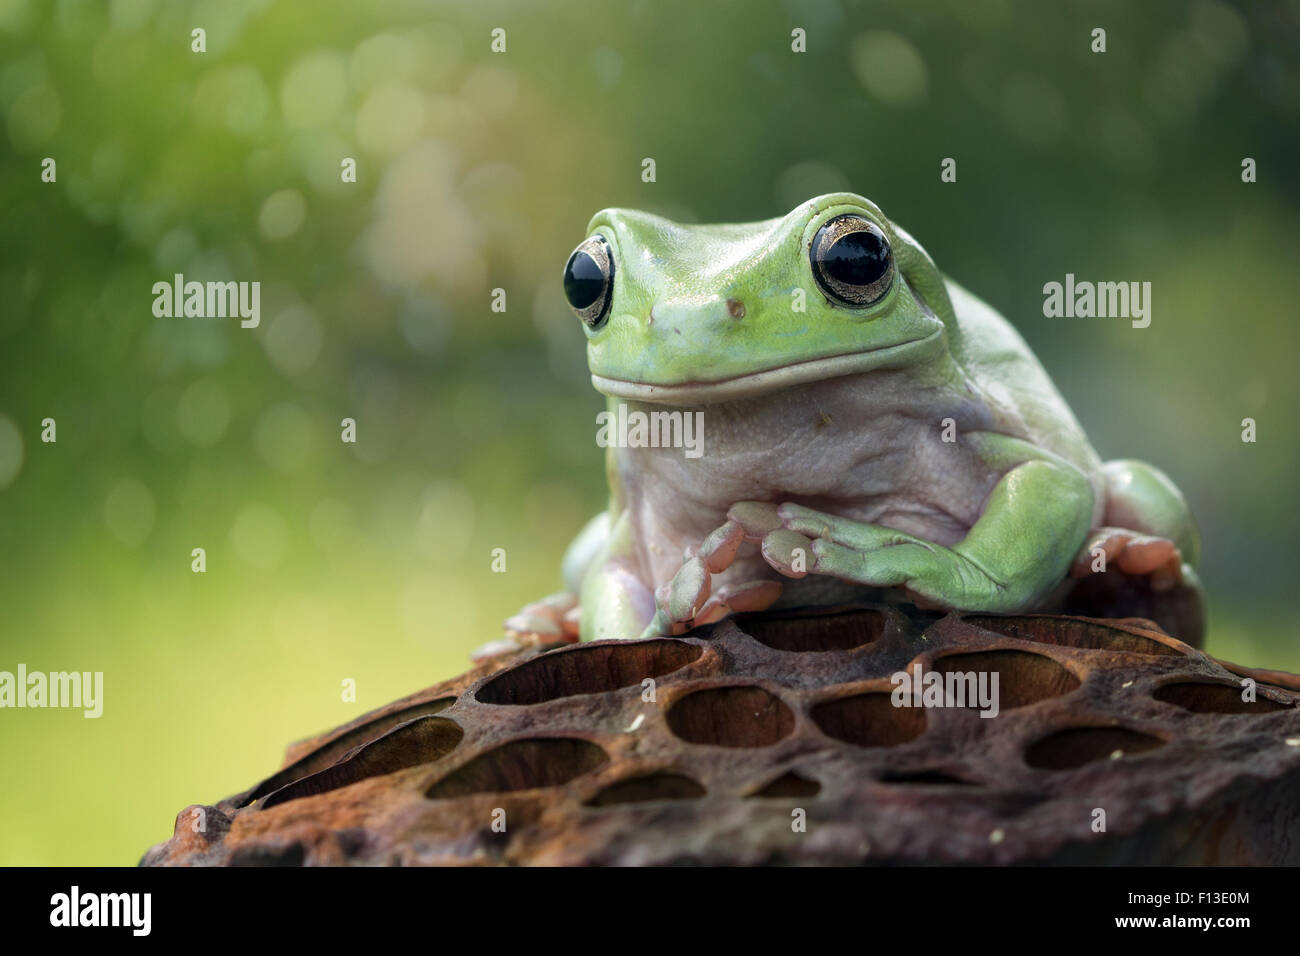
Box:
490;193;1202;658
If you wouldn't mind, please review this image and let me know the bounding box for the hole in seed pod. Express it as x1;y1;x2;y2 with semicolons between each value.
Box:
261;716;464;808
336;828;368;858
228;841;307;867
476;639;701;705
1025;726;1165;770
879;770;979;787
812;691;925;748
239;696;457;807
585;772;706;806
748;771;821;798
968;615;1181;656
666;685;795;747
1153;682;1292;715
426;738;609;799
932;650;1080;711
737;608;885;652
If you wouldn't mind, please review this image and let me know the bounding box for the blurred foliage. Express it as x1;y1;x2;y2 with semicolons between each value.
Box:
0;0;1297;864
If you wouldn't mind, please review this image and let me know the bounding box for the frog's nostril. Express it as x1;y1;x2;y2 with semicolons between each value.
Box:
726;298;746;319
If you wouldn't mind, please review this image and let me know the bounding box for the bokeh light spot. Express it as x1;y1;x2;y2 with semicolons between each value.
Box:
103;478;155;546
359;140;484;294
176;378;232;447
280;50;348;128
592;47;622;88
350;32;421;88
192;66;271;138
254;403;317;473
460;64;517;116
264;304;323;377
356;82;425;154
152;227;199;272
258;188;306;241
850;32;928;107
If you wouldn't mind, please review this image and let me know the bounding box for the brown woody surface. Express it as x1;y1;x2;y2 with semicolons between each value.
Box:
141;604;1300;866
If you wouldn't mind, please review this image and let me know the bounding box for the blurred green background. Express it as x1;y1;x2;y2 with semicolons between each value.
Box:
1;0;1297;865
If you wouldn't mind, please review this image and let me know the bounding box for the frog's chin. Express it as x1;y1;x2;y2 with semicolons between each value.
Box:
590;330;942;405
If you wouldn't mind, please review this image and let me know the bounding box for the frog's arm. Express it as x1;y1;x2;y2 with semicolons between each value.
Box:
763;433;1094;612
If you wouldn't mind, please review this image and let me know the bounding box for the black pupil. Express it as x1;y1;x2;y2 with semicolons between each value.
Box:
824;230;889;286
564;250;605;310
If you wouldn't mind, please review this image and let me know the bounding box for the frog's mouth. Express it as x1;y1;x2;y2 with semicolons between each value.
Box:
591;330;943;405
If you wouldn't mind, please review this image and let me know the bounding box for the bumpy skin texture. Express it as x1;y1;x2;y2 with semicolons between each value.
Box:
541;193;1200;646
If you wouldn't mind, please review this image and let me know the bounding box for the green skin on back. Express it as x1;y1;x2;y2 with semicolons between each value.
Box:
551;193;1201;646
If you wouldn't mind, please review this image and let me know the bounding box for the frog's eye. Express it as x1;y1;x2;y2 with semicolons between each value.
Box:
810;215;893;308
563;235;615;329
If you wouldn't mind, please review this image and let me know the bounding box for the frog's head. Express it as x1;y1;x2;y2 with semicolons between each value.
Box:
562;192;957;404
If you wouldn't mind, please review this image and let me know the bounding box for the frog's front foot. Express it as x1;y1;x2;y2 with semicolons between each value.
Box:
719;499;942;603
638;512;783;638
473;592;581;662
1069;527;1184;590
730;493;1069;614
749;501;938;588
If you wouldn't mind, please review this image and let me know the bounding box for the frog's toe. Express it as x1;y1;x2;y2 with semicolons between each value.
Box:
561;605;582;638
1071;527;1183;587
777;503;925;552
637;608;689;640
807;538;911;587
723;579;783;613
727;501;783;541
773;503;833;539
502;611;563;638
476;592;581;662
664;555;712;623
470;636;527;663
490;591;584;660
703;579;784;622
1115;536;1180;577
697;520;745;573
503;591;580;637
1070;527;1129;577
760;529;813;578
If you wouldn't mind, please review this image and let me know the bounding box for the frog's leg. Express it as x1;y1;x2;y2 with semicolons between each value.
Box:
503;592;580;641
577;510;659;642
494;508;660;647
1063;460;1205;644
474;511;618;661
473;589;581;660
745;435;1095;613
1069;459;1200;589
1099;459;1200;563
